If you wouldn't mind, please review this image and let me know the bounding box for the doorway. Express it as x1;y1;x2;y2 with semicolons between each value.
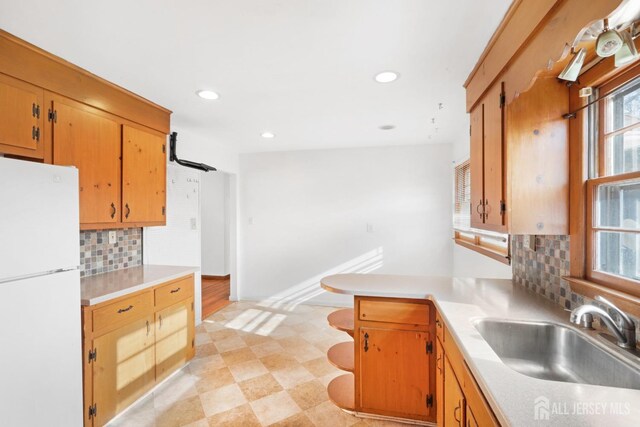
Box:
201;171;232;319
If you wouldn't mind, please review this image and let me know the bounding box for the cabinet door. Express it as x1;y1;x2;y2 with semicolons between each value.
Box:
469;104;484;228
156;297;195;382
52;96;120;225
359;327;430;419
466;405;479;427
122;125;166;224
0;74;44;158
482;82;505;230
436;339;444;426
93;314;155;427
444;356;465;427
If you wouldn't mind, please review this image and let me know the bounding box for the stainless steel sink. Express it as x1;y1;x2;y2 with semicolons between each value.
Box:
474;319;640;390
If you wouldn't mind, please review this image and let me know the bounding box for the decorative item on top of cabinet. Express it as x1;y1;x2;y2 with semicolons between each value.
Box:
82;274;195;427
122;125;166;225
0;73;45;159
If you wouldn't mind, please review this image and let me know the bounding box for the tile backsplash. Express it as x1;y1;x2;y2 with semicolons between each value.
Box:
511;234;640;343
80;228;142;277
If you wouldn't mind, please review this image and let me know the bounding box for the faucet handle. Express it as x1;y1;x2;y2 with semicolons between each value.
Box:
595;295;635;327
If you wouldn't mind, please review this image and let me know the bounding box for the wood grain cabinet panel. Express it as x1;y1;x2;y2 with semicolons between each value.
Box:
359;327;431;419
481;82;506;231
51;95;121;225
470;104;485;229
122;125;166;225
0;73;44;158
436;338;445;427
444;356;465;427
155;297;195;382
92;314;155;427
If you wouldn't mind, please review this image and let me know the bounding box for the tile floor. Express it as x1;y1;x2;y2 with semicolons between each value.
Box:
110;301;408;427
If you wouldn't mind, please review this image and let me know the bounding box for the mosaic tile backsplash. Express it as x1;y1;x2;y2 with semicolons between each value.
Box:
79;228;142;277
511;234;640;344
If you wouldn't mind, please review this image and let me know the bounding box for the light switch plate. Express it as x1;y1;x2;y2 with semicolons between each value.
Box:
108;230;117;244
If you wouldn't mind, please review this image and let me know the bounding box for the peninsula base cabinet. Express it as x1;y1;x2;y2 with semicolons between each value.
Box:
436;314;499;427
81;275;195;427
354;297;436;423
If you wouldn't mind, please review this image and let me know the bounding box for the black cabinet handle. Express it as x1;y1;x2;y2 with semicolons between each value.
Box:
110;203;116;219
364;332;369;352
117;305;133;314
125;203;131;219
170;287;181;294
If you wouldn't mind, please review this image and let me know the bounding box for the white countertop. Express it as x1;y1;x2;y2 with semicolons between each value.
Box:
81;265;198;306
321;274;640;427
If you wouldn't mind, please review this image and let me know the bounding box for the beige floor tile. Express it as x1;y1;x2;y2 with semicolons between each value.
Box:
314;338;343;353
302;357;340;379
249;390;301;426
241;332;273;346
208;328;238;341
200;383;247;417
155;396;206;427
305;401;360;426
287;343;325;363
221;346;257;366
269;412;315;426
195;332;212;345
259;353;298;371
108;409;156;427
288;379;329;410
229;359;269;382
259;324;297;339
193;342;218;358
194;367;235;393
318;370;344;387
214;335;247;353
250;340;284;358
238;373;284;402
206;403;261;427
277;336;309;348
182;420;209;427
272;365;315;389
202;320;225;332
188;354;226;375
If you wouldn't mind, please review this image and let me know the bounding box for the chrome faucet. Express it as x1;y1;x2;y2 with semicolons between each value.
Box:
570;296;637;349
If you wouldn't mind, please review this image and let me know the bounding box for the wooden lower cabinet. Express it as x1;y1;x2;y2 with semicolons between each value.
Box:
82;274;195;426
437;315;499;427
354;297;435;423
92;315;155;427
155;297;195;382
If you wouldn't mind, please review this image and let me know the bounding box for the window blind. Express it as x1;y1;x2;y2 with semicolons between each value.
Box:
454;160;471;229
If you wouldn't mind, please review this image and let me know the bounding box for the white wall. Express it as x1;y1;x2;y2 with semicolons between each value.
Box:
452;130;512;279
144;128;240;324
201;172;230;276
238;144;453;307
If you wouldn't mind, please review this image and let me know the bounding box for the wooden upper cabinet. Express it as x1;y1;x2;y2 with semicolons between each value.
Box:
359;327;430;419
470;104;484;229
122;125;166;225
0;73;44;159
51;95;121;225
482;82;506;231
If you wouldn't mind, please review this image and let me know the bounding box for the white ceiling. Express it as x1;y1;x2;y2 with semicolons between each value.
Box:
0;0;511;153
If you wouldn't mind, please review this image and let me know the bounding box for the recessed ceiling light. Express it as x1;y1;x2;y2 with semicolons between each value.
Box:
196;90;219;100
261;132;275;139
379;125;395;130
374;71;399;83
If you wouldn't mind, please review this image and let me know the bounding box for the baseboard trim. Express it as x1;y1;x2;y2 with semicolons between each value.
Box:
202;274;230;280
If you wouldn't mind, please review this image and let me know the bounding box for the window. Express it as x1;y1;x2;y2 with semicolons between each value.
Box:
453;160;510;264
587;73;640;294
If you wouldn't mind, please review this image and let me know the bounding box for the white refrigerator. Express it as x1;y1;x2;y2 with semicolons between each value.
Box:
0;157;83;426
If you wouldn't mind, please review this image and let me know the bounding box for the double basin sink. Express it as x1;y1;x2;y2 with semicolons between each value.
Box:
474;319;640;390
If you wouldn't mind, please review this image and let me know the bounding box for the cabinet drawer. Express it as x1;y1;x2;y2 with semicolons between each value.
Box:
435;310;445;343
359;300;429;325
92;291;153;335
155;275;194;309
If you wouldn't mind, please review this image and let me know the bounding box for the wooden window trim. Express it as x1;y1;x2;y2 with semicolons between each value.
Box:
568;54;640;298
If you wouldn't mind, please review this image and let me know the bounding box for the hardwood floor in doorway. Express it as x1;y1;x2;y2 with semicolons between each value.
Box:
202;275;231;319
